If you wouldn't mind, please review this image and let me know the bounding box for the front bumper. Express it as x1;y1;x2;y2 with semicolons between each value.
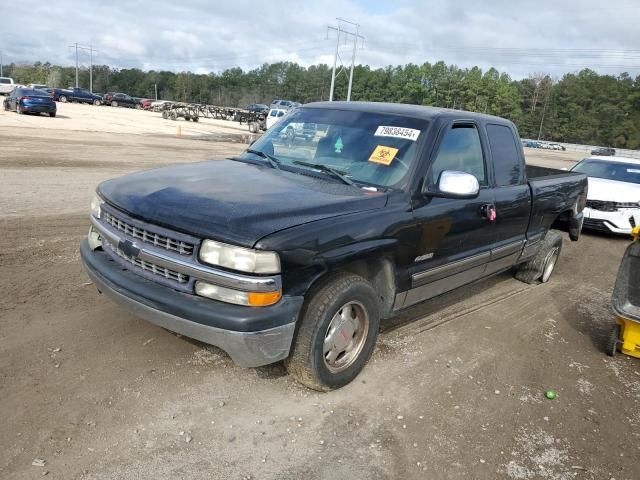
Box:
583;207;639;235
81;240;303;367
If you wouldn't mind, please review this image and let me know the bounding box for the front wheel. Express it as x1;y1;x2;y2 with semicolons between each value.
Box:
111;101;118;107
93;99;101;106
49;112;56;117
515;230;563;284
59;95;67;103
285;273;380;391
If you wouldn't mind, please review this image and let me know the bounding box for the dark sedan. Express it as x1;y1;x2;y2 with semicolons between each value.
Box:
3;88;56;117
104;92;140;108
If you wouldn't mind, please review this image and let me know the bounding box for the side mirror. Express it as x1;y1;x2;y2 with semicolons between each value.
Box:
424;170;480;199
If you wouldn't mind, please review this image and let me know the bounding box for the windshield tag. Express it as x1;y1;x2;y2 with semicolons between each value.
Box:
369;145;399;166
334;137;344;153
374;126;420;141
627;168;640;173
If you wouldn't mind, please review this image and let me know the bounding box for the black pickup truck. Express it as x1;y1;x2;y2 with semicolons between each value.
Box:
81;102;587;390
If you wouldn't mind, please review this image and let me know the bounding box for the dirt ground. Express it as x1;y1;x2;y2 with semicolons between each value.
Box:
1;106;639;480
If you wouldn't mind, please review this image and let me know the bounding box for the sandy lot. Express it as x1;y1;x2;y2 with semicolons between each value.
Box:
1;105;639;480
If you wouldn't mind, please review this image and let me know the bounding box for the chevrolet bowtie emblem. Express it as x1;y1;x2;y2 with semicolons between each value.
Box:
119;239;140;258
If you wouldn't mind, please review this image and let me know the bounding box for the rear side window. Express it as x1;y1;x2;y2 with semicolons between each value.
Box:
0;78;10;84
430;124;486;186
487;124;522;186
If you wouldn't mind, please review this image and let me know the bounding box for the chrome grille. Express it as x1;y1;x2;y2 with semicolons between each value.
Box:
586;200;616;212
103;211;194;255
105;241;189;284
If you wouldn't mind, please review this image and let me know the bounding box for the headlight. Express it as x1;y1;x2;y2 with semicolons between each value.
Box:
195;281;281;307
199;239;280;274
90;193;104;218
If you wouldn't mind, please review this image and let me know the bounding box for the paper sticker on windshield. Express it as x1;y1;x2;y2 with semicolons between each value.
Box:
627;168;640;174
369;145;399;166
374;126;420;141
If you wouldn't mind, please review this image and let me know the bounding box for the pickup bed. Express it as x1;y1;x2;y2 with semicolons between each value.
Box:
81;102;587;390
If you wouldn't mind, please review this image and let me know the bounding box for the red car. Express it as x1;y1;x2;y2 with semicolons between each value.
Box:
140;98;153;110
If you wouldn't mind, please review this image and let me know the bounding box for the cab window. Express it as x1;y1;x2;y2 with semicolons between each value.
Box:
430;124;486;186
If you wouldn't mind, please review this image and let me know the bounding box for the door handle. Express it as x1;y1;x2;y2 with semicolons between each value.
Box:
480;204;497;222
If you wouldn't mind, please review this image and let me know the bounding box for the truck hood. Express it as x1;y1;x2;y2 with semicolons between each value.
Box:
587;177;640;203
98;159;387;247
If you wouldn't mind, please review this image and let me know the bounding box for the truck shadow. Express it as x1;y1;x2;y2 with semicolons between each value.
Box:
381;271;514;333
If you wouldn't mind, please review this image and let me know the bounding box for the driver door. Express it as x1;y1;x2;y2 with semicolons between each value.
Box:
404;121;496;307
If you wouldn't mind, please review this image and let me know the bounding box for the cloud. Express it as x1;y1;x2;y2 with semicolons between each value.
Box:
1;0;639;79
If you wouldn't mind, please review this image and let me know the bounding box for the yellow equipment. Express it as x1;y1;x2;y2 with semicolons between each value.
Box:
608;226;640;358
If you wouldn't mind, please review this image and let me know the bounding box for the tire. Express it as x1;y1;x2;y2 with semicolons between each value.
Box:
192;116;199;122
49;112;56;117
135;104;142;110
59;95;67;103
515;230;563;284
16;103;23;114
248;122;258;133
285;273;381;391
93;99;101;106
111;101;118;107
170;111;177;120
185;115;191;121
606;324;620;357
162;110;168;119
285;127;295;146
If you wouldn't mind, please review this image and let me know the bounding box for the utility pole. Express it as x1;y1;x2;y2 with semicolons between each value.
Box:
537;92;550;140
154;83;158;101
327;18;364;102
68;43;97;90
0;51;3;77
73;42;79;87
328;26;340;102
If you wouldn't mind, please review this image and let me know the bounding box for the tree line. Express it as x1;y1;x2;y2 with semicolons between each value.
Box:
4;60;639;149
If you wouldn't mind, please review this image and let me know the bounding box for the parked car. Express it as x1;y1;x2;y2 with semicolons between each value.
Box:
139;98;154;110
81;101;587;390
27;83;50;91
572;156;640;234
265;107;288;129
3;87;56;116
246;103;269;113
49;87;102;105
270;99;300;109
591;146;616;156
549;143;566;151
104;92;140;108
0;77;17;95
523;140;542;148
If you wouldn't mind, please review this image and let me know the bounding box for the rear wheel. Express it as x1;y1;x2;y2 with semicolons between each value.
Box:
285;273;380;391
192;116;199;122
49;112;56;117
248;122;258;133
111;101;118;107
59;95;67;103
135;103;142;109
16;103;23;114
515;230;563;284
93;99;101;106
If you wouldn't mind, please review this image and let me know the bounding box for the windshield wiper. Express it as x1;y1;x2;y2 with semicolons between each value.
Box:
292;160;354;186
246;148;281;170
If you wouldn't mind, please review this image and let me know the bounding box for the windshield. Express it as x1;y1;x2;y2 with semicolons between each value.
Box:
241;108;429;188
572;159;640;184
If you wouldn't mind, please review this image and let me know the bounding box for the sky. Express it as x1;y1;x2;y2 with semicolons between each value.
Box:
2;0;640;79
